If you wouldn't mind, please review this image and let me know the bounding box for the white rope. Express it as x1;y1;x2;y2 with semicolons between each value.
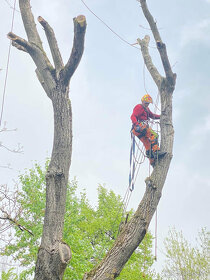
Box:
0;0;17;127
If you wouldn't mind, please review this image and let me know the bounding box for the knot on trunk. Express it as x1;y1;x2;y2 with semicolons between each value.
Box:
145;177;156;189
46;167;64;178
59;241;71;264
36;241;72;279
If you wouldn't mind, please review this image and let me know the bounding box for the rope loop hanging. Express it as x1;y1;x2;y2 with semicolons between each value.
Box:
128;132;136;192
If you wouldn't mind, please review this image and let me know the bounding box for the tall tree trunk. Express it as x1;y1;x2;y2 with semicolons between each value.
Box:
35;88;73;279
84;1;176;279
8;0;86;278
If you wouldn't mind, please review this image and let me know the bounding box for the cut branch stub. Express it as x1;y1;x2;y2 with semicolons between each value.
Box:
37;16;47;26
7;32;32;53
76;15;86;27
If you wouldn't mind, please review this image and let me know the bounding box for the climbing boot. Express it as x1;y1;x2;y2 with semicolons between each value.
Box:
153;151;167;160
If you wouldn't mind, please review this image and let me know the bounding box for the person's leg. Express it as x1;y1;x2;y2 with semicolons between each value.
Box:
148;129;159;152
147;127;166;161
132;126;166;166
138;134;155;166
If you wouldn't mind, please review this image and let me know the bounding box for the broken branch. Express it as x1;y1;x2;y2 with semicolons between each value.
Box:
7;32;32;53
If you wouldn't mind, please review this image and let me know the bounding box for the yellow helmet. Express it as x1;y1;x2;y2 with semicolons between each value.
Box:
141;94;153;103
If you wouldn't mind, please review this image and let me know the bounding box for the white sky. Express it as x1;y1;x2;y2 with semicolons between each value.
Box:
0;0;210;273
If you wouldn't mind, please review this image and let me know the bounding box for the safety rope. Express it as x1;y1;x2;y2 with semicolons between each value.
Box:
4;0;20;12
154;209;158;261
123;115;160;217
0;0;17;127
80;0;140;50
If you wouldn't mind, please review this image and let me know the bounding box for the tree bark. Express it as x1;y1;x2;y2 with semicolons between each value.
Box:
84;1;176;279
8;0;86;279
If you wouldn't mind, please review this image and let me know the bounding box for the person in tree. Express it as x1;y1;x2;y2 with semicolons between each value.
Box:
131;94;166;166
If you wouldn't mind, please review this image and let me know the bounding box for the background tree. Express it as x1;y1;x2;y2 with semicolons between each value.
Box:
1;163;159;280
7;0;86;279
161;227;210;280
0;268;18;280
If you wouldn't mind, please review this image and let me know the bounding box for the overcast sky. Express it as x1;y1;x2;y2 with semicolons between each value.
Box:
0;0;210;273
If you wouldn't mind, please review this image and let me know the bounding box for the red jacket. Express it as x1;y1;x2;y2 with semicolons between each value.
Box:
131;104;160;125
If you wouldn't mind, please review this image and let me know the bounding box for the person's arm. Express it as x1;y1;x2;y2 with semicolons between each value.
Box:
131;105;143;124
148;108;160;119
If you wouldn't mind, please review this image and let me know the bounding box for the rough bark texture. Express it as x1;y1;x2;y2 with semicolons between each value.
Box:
84;1;176;279
8;1;86;279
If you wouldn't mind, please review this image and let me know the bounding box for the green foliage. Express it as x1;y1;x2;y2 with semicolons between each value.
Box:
2;162;47;279
161;227;210;280
1;162;157;279
0;269;18;280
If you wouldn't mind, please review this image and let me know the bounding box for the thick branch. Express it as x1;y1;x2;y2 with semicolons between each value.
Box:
38;16;64;72
16;1;56;90
63;15;87;85
19;0;43;48
139;0;174;80
137;36;162;88
8;32;54;90
7;32;32;53
139;0;161;42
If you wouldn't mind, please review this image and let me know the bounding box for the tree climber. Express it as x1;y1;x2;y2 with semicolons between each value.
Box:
131;94;166;167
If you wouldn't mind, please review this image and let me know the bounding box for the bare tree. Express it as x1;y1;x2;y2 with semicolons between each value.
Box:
8;0;87;279
84;1;176;279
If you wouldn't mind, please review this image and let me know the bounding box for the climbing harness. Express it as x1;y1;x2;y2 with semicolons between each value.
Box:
128;119;160;191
